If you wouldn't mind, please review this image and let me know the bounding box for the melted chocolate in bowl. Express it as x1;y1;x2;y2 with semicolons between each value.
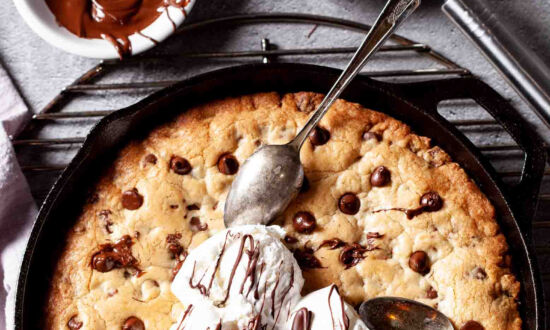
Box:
45;0;190;58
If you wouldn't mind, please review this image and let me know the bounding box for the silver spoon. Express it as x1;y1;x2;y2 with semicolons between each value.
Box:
224;0;421;227
359;297;454;330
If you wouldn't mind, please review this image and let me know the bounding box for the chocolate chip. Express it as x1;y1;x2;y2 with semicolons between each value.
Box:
190;217;208;231
170;156;192;175
370;166;391;187
419;192;443;212
217;153;239;175
284;235;298;244
67;315;83;330
308;126;330;146
300;176;310;193
294;248;323;269
340;243;367;269
460;321;484;330
426;286;438;299
186;204;200;211
91;251;117;272
362;131;381;141
144;154;157;165
123;316;145;330
292;211;316;234
409;251;430;274
472;267;487;280
121;188;143;210
338;193;360;215
319;238;346;250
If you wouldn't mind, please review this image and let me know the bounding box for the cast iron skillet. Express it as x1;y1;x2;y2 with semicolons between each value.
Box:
15;63;547;329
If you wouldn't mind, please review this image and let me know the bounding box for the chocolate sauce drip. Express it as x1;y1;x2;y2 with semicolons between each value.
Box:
328;285;349;330
218;234;255;306
176;304;194;330
189;231;232;296
292;308;312;330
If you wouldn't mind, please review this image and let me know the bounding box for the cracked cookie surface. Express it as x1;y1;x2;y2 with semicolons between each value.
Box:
46;92;520;330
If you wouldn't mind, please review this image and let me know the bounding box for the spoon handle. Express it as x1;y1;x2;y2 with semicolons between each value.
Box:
289;0;421;150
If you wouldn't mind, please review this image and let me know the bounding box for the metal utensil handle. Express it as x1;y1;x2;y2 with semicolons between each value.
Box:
289;0;420;149
442;0;550;130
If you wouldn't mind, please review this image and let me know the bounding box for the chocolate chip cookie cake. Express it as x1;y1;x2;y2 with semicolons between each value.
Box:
46;91;521;329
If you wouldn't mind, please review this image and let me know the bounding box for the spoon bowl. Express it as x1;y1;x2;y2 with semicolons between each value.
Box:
224;144;304;227
359;297;454;330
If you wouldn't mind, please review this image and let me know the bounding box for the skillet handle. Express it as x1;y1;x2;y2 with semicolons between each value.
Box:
389;77;546;232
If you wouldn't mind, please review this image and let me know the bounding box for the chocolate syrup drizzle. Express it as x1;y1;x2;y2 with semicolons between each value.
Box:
328;285;350;330
186;231;296;328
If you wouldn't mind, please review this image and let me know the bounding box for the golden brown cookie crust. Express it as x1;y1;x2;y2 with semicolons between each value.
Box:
45;92;520;330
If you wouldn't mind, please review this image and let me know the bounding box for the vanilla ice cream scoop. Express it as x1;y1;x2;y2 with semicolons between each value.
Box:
171;225;304;329
288;285;369;330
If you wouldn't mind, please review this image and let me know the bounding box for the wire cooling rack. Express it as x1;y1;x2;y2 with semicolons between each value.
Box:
11;13;550;303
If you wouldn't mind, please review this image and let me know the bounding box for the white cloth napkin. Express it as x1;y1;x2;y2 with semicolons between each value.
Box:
0;64;38;330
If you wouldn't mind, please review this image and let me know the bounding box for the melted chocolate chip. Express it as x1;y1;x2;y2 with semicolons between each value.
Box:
426;286;438;299
420;192;443;212
292;211;316;234
217;153;239;175
91;235;138;273
122;316;145;330
309;126;330;146
292;307;312;330
144;153;157;164
340;243;367;269
370;166;391;187
319;238;346;250
460;321;484;330
67;315;83;330
190;217;208;232
362;131;381;141
338;193;360;215
170;156;192;175
121;188;143;210
409;251;430;274
284;235;298;244
294;248;323;269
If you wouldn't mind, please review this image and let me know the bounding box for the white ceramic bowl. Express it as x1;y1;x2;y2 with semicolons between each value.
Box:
13;0;197;59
